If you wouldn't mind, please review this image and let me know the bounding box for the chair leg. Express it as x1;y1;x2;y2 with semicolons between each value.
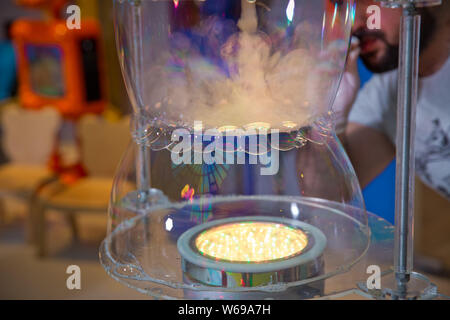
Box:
27;197;38;244
68;212;79;240
36;202;47;258
28;176;61;246
0;198;5;226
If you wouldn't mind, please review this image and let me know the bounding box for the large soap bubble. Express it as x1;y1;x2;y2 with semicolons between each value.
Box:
101;0;370;300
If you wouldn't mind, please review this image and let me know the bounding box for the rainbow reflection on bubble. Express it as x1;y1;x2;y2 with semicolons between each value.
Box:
195;221;308;263
181;184;195;201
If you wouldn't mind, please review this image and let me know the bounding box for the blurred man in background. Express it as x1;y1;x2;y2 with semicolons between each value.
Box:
335;0;450;202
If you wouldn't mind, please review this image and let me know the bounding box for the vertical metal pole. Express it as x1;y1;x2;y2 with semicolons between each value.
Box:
132;0;152;196
394;4;420;288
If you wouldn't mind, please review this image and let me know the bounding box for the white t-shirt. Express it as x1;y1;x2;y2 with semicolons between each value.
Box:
349;57;450;201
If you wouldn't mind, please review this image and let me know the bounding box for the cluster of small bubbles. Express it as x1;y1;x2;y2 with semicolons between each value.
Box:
130;116;163;146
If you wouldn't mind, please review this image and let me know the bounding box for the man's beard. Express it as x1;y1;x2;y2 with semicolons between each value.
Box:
354;8;436;74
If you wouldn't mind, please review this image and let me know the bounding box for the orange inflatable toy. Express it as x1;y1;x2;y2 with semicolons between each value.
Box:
12;0;106;119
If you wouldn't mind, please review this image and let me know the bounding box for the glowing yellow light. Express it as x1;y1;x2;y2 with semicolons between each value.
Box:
195;222;308;263
286;0;295;24
282;121;298;129
244;122;271;131
194;122;204;131
218;125;238;133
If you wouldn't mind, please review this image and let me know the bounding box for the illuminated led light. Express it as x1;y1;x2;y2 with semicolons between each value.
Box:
321;12;326;50
282;121;298;129
290;203;300;218
173;0;180;9
177;216;327;288
244;122;271;131
331;3;338;29
218;125;238;133
178;216;327;288
195;221;308;263
178;216;326;288
165;218;174;232
286;0;295;24
194;122;204;131
345;2;349;25
351;2;356;26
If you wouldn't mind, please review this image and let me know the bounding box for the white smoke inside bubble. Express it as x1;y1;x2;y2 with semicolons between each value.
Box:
141;1;346;132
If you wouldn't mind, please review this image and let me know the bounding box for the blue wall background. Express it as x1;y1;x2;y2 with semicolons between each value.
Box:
357;59;396;224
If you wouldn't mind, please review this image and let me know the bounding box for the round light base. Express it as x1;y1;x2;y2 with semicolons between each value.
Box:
177;216;327;288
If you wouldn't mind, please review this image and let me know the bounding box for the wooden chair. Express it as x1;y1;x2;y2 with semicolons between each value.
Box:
0;105;61;232
414;178;450;275
35;114;132;257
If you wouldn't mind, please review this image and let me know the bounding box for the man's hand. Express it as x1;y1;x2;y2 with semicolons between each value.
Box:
333;37;361;134
332;38;395;188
